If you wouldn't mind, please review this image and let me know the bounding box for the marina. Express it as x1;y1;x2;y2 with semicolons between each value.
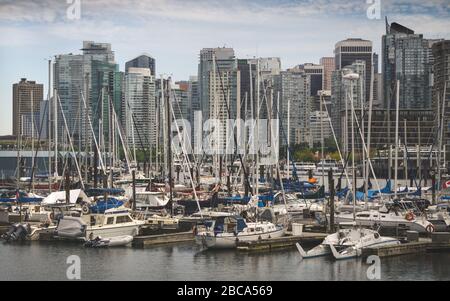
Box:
1;0;450;284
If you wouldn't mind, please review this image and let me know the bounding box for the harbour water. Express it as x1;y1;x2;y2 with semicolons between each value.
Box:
1;242;450;281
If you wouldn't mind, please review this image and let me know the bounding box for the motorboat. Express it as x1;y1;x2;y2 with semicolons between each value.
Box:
56;207;145;241
1;222;56;242
333;207;435;233
195;215;285;249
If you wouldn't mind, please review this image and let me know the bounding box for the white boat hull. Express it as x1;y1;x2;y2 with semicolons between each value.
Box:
196;228;285;249
334;215;431;233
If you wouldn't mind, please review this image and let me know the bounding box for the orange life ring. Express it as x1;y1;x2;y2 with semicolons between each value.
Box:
405;212;415;221
426;224;435;233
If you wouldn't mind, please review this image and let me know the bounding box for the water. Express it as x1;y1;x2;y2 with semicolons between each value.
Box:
1;241;450;281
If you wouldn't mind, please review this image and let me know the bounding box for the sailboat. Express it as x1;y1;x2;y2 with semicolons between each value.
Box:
195;214;285;249
329;228;400;260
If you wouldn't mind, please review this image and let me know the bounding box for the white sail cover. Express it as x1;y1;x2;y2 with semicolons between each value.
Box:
42;189;91;205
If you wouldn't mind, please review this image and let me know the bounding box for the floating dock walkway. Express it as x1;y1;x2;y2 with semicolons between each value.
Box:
132;231;194;248
362;232;450;258
237;232;328;252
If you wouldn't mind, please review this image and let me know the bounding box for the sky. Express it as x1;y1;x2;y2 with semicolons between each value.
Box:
0;0;449;135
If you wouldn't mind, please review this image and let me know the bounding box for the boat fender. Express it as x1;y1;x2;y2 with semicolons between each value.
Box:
82;205;90;215
426;224;435;233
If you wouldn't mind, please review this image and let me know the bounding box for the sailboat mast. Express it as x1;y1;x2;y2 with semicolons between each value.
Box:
350;81;356;220
320;91;325;186
48;59;52;192
54;87;58;177
256;59;260;196
31;89;35;192
394;80;400;198
166;78;173;215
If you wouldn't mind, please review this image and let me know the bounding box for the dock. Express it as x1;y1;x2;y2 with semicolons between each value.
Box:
362;232;450;258
132;231;194;248
237;232;327;252
0;225;9;235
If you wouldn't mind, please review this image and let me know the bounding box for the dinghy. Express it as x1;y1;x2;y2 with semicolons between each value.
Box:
84;235;133;248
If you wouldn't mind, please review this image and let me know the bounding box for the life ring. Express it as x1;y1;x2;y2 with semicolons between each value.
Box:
405;212;415;221
49;212;54;220
426;224;435;233
82;205;90;215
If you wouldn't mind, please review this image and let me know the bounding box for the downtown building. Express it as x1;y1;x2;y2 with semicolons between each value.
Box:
274;69;312;147
382;21;435;111
320;57;335;91
53;41;123;148
309;110;332;146
432;40;450;154
290;63;324;97
125;54;156;76
187;76;200;145
124;68;156;148
12;78;44;138
238;57;281;122
197;47;241;152
331;60;366;153
335;38;373;103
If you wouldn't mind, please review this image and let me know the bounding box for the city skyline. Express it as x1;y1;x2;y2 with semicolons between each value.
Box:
1;0;450;135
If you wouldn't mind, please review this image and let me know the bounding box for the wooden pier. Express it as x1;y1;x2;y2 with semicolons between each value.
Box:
237;232;328;252
0;225;9;235
362;233;450;258
132;231;194;248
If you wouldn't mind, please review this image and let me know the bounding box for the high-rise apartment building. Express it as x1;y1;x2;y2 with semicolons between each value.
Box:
12;78;43;138
53;41;122;147
335;38;372;102
198;47;240;151
274;70;312;146
331;60;366;151
125;54;156;76
382;21;435;110
124;68;156;147
432;40;450;152
320;57;335;91
290;63;324;96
